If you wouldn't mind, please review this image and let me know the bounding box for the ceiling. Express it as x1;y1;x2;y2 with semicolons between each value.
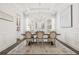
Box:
0;3;71;17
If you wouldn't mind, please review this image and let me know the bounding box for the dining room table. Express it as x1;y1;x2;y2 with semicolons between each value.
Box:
21;33;60;42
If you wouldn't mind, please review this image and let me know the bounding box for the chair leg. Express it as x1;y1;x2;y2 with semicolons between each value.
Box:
28;41;30;46
36;38;38;45
51;41;53;45
42;41;43;46
49;41;51;45
26;40;29;46
53;43;56;47
53;39;56;47
37;42;39;45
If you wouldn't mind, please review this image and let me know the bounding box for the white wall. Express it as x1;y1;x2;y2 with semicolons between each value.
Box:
56;4;79;51
0;19;17;52
0;4;17;52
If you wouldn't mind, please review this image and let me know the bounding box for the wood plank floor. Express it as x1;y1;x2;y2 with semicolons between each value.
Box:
7;40;76;55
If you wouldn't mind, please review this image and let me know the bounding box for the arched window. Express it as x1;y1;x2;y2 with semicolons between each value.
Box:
47;17;56;33
25;17;31;31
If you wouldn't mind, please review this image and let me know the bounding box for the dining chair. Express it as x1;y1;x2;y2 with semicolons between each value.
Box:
48;31;56;45
25;31;33;45
36;31;44;45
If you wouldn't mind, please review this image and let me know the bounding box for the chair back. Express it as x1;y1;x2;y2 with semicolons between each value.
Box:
25;31;32;39
36;31;44;39
49;31;56;39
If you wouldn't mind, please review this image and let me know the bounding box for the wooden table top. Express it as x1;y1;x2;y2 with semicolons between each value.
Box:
22;33;60;36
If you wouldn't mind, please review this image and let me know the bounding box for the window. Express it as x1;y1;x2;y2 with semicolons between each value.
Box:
47;17;55;33
25;18;31;31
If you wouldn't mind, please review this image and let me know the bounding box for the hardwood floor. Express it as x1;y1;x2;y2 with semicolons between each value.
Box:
7;40;76;55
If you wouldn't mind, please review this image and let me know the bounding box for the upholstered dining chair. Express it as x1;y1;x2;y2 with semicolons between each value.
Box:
25;31;33;45
48;31;56;45
36;31;44;44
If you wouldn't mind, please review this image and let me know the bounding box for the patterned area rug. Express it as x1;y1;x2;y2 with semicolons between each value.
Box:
8;41;76;54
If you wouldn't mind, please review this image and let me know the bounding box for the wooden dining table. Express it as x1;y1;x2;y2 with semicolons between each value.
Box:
21;33;60;45
22;33;60;40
